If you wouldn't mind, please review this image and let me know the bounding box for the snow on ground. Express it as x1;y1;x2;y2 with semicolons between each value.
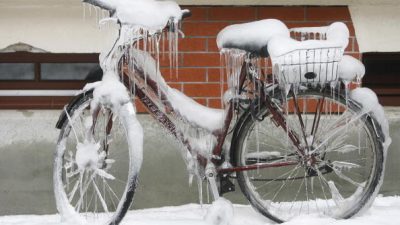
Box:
1;196;399;225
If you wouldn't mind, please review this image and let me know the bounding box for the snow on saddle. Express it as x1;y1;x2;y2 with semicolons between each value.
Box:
216;19;290;57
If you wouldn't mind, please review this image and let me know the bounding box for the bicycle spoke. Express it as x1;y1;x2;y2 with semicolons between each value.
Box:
237;88;381;222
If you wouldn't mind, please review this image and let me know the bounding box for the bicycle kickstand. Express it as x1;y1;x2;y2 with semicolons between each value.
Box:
205;162;220;200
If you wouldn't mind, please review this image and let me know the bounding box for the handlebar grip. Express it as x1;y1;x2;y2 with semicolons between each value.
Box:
182;9;192;20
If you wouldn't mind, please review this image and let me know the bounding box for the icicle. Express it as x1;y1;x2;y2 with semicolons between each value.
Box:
174;21;179;77
220;52;225;109
197;172;203;206
343;80;350;107
255;121;260;173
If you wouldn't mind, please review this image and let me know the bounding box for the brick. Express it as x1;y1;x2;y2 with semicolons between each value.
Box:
183;21;230;36
182;6;208;21
354;39;359;52
286;22;328;29
208;68;224;82
183;83;221;97
168;82;183;91
345;22;356;37
208;7;256;21
134;99;147;113
306;7;351;21
179;38;207;52
158;53;183;67
258;7;305;21
346;53;361;60
207;38;219;52
193;98;207;106
208;98;223;109
161;68;206;82
345;37;354;52
182;53;221;67
159;37;206;53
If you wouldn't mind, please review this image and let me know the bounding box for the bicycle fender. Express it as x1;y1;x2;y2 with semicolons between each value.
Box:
229;107;253;165
55;89;94;129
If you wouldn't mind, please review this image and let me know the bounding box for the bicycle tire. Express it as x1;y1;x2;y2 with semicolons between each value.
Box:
232;86;385;222
53;91;139;225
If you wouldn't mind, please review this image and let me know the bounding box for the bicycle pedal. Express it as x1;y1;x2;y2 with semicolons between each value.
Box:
219;175;235;195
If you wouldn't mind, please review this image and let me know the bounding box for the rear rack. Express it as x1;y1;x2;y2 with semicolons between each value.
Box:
271;26;344;85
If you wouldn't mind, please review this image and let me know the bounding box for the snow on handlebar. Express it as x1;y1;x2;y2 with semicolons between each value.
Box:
84;0;189;32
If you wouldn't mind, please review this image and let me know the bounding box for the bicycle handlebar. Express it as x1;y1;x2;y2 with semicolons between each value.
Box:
181;9;192;20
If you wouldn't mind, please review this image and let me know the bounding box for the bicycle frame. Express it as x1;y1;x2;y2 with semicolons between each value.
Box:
121;52;302;175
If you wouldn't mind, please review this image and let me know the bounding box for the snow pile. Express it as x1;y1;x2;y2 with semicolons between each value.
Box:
217;19;290;52
167;88;225;131
75;140;101;171
91;72;131;112
338;55;365;82
2;196;400;225
204;198;234;225
268;22;349;57
84;0;183;31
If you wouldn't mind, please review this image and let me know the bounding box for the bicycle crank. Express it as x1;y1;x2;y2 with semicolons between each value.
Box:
205;162;220;200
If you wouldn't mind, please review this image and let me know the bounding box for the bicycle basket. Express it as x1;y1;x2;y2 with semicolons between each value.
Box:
270;26;345;85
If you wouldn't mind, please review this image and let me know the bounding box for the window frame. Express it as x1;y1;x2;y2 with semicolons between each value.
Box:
0;52;99;109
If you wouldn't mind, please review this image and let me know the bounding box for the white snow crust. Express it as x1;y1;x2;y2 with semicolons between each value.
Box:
167;88;225;131
350;87;391;145
338;55;365;82
2;196;400;225
87;0;183;31
91;72;131;112
216;19;290;50
128;48;225;132
204;198;234;225
350;87;392;214
268;22;349;57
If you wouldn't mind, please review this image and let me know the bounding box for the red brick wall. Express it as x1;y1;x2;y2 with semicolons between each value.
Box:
136;5;360;113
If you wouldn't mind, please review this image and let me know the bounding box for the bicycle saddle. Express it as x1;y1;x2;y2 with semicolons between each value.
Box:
217;19;290;57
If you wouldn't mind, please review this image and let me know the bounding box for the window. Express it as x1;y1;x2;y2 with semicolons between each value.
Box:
0;52;101;109
362;52;400;106
0;63;35;80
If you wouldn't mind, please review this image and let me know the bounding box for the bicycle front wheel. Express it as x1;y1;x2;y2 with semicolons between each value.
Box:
233;87;385;222
53;91;140;225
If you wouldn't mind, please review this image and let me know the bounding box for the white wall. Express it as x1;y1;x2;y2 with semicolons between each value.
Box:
0;1;118;53
349;5;400;52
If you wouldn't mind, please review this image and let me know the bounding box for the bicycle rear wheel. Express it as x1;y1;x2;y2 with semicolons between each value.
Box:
53;91;140;225
233;87;384;222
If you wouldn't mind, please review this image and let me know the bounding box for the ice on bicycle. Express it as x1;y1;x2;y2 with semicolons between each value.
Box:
53;0;391;224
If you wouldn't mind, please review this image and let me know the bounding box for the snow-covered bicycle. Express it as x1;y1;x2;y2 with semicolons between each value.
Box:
53;0;391;224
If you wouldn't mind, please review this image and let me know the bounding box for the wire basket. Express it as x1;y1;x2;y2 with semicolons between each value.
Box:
271;27;344;85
